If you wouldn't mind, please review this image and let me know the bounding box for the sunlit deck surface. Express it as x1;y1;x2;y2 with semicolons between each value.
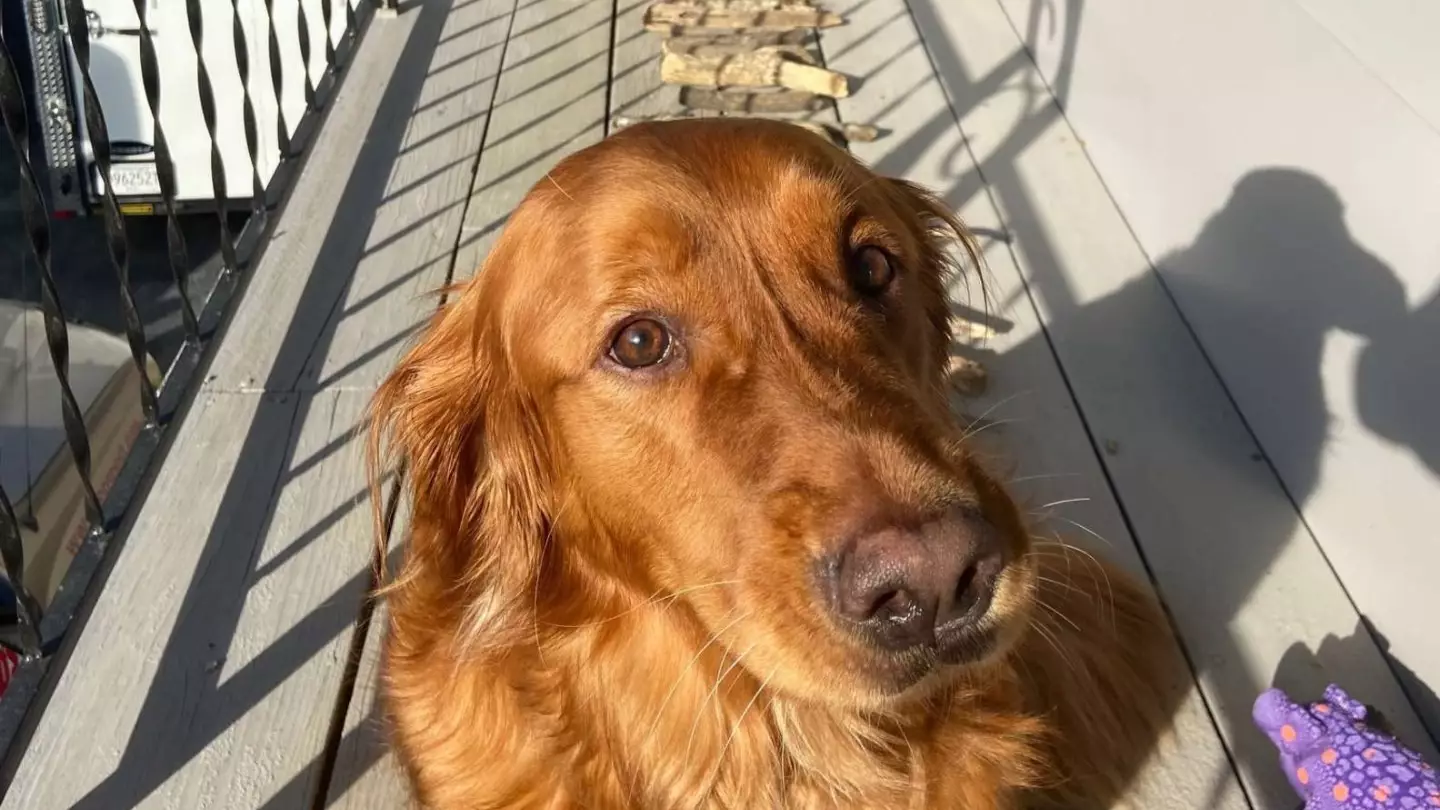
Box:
4;0;1437;807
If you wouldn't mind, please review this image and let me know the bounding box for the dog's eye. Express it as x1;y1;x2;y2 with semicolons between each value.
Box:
608;318;672;369
849;245;895;296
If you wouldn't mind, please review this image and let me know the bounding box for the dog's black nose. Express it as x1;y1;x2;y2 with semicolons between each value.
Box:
824;509;1005;653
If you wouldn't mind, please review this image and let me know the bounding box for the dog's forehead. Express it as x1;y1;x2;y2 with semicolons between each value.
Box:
501;124;905;372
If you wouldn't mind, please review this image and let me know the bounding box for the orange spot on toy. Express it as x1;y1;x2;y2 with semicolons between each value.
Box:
1297;767;1310;785
1334;784;1350;801
1322;749;1338;764
1364;748;1380;760
1315;702;1331;713
1373;786;1390;801
1281;724;1297;742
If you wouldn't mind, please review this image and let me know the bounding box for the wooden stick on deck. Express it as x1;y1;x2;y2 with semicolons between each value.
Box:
644;2;844;33
663;33;817;63
679;87;826;114
660;47;849;97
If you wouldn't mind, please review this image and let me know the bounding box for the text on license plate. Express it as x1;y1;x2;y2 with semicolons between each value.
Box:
98;163;162;197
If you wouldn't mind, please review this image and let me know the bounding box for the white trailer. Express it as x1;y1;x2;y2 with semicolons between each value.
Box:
18;0;359;214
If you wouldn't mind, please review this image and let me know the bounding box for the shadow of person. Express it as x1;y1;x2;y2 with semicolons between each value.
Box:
1149;168;1407;504
968;167;1426;807
1355;285;1440;476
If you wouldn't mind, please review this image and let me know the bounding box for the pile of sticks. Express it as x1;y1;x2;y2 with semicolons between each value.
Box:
611;1;877;148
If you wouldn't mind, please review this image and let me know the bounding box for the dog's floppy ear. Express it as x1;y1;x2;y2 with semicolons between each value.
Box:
367;248;553;653
885;177;988;373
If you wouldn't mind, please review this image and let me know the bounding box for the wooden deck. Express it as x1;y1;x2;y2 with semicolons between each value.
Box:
4;0;1436;807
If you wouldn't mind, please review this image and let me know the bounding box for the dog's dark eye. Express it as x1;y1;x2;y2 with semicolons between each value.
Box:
609;318;672;369
849;245;895;296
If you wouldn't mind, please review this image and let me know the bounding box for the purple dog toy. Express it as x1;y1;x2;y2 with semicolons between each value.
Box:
1253;684;1440;808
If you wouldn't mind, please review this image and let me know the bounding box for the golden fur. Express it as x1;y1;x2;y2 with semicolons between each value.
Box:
367;118;1187;809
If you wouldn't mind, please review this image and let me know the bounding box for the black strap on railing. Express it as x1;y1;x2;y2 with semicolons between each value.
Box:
0;29;106;533
61;0;159;427
131;0;199;343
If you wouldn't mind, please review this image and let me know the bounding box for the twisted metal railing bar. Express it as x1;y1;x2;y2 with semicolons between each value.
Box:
298;0;317;111
187;0;240;274
225;0;267;207
131;0;200;343
260;0;290;158
321;0;338;70
61;0;161;426
0;0;375;775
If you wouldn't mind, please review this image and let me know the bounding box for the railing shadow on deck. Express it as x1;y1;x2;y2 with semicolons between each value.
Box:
0;0;383;793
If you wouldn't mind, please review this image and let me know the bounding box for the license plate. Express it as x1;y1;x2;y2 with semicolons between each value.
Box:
96;162;161;197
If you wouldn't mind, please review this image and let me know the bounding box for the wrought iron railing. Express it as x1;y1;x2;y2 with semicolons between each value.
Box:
0;0;378;769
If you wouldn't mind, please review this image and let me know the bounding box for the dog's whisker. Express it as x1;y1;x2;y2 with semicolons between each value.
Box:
1042;515;1116;550
640;611;750;751
542;580;742;629
545;171;574;202
1035;496;1091;511
1006;471;1081;485
1034;596;1084;635
695;665;779;809
1030;538;1119;633
1028;617;1079;676
959;416;1021;443
1031;573;1082;594
954;390;1029;438
683;643;756;767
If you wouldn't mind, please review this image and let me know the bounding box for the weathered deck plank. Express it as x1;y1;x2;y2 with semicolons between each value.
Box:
452;0;615;279
886;0;1439;806
816;2;1251;807
610;0;683;124
2;390;375;809
326;600;410;810
301;0;520;392
327;494;411;810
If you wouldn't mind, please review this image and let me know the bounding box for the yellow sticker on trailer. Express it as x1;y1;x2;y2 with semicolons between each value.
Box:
118;203;155;216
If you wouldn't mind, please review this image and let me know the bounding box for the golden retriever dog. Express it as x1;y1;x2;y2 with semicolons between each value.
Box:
368;118;1185;809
